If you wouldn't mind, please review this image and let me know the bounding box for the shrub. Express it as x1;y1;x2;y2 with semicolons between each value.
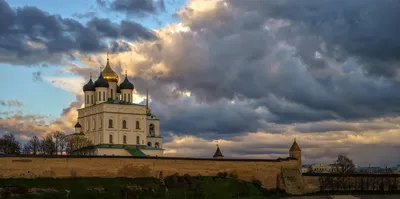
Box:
252;179;262;189
216;172;228;179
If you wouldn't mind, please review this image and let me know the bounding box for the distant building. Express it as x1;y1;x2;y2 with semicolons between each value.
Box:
356;166;389;174
390;165;400;174
73;56;164;157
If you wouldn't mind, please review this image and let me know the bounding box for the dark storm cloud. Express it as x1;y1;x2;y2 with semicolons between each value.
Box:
0;0;155;65
109;41;132;53
97;0;165;16
228;0;400;77
124;0;400;130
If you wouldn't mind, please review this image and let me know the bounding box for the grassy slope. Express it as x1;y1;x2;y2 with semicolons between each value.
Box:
0;177;266;199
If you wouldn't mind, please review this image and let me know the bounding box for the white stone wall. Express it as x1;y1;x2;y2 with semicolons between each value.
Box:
96;148;131;156
108;82;117;100
141;149;164;157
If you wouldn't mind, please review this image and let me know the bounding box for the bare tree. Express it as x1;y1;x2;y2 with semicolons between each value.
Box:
23;136;40;155
41;134;56;155
333;154;355;174
0;133;21;154
52;131;66;155
66;134;94;155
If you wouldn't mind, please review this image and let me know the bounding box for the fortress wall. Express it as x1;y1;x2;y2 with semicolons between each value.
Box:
0;156;299;189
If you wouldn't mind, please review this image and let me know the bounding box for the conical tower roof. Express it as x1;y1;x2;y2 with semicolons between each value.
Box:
290;138;301;151
213;145;224;158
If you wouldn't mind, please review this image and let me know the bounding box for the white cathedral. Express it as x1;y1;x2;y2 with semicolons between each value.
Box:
73;57;164;157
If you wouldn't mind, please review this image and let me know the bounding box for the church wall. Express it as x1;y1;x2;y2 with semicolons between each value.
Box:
141;149;164;157
146;137;163;148
97;148;131;156
0;156;299;190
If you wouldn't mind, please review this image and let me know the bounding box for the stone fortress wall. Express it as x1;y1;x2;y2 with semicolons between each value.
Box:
0;156;300;192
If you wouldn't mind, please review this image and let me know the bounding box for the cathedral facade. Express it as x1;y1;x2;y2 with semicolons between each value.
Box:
73;57;164;157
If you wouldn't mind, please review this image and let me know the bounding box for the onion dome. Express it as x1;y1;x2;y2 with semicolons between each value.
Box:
74;122;81;128
102;56;119;83
213;145;224;158
119;73;134;90
95;72;109;88
290;138;301;151
117;85;121;93
83;74;95;91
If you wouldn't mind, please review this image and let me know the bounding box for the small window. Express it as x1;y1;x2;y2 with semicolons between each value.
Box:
109;134;113;143
108;119;113;128
124;94;126;101
136;121;140;129
91;95;94;104
123;135;127;144
92;119;95;130
103;91;105;101
99;119;102;129
147;142;152;147
111;89;113;99
122;120;127;129
128;94;130;102
98;92;101;101
136;136;140;144
155;142;160;148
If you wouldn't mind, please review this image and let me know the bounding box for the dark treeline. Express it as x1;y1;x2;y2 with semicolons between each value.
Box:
0;132;93;156
303;173;400;192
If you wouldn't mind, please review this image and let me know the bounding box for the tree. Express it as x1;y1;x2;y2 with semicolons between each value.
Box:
41;134;56;155
333;154;355;174
0;133;21;154
23;136;40;155
52;131;67;155
66;134;94;155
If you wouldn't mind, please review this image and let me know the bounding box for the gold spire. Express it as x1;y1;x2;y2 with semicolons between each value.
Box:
102;54;119;83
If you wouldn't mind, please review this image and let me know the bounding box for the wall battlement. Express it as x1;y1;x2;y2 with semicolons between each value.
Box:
0;156;301;193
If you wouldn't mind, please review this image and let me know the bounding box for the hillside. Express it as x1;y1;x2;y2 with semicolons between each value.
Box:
0;174;269;199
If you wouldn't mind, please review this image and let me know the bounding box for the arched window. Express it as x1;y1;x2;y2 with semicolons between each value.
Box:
147;142;152;147
123;135;127;144
136;121;140;129
149;124;155;137
122;120;127;129
109;134;113;143
155;142;160;148
108;119;113;128
136;136;140;144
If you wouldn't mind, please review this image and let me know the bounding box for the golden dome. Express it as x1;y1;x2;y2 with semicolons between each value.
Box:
102;58;119;83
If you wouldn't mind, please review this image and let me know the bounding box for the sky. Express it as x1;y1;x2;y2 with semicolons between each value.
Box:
0;0;400;167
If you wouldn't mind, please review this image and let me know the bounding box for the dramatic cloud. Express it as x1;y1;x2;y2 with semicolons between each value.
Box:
2;0;400;166
0;0;156;65
97;0;166;16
